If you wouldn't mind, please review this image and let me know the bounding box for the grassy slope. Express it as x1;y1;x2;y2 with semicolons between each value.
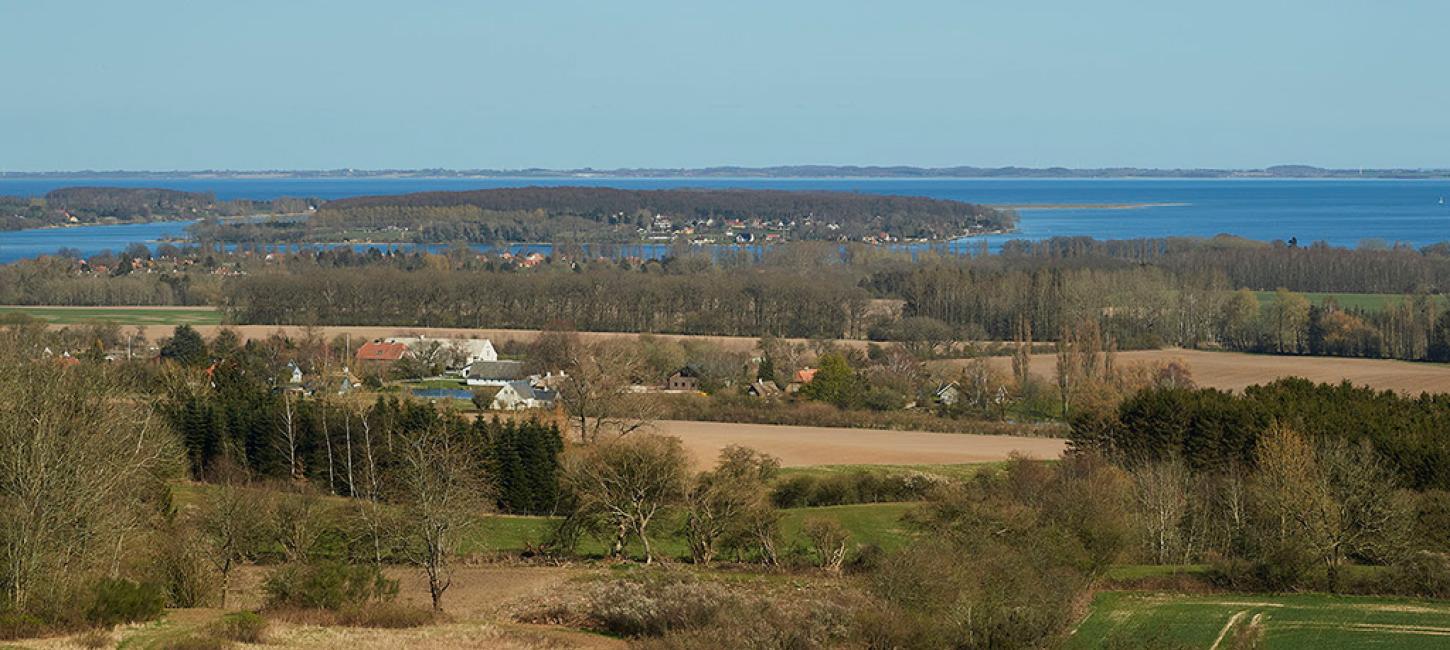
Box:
1067;591;1450;649
170;481;920;560
458;502;918;558
1251;290;1443;312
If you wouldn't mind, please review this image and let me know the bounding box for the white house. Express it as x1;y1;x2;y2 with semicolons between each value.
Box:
489;380;558;410
386;336;498;367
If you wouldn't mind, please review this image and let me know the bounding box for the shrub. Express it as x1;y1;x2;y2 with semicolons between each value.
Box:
74;629;113;649
86;578;166;627
802;518;849;573
808;475;860;506
770;475;816;508
336;602;435;628
847;543;886;574
771;470;947;508
211;611;267;644
635;594;862;650
1391;552;1450;598
862;387;906;411
1206;548;1314;592
263;561;398;611
0;612;45;640
583;577;738;637
151;528;216;608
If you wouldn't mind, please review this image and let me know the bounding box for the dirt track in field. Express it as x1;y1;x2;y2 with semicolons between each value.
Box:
648;419;1067;469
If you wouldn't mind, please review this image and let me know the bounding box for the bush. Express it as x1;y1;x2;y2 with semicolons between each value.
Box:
583;577;738;637
771;470;947;508
211;611;268;643
336;602;435;628
808;475;860;507
151;528;215;608
0;612;45;640
1206;549;1314;593
770;475;816;508
74;629;113;649
862;387;906;411
847;543;887;574
1391;552;1450;598
86;578;166;627
263;561;398;611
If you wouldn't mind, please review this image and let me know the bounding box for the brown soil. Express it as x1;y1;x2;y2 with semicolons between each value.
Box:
647;419;1066;469
959;348;1450;394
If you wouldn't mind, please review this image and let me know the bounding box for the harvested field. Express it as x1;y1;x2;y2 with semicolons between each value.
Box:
115;323;868;354
647;419;1066;469
961;348;1450;395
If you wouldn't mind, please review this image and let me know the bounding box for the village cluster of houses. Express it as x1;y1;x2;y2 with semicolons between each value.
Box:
633;212;838;245
355;336;560;411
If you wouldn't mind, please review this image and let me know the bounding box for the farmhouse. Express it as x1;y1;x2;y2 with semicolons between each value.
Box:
665;366;701;392
465;360;527;386
935;382;961;406
747;379;782;398
355;340;408;365
785;367;817;394
386;336;497;367
488;380;558;410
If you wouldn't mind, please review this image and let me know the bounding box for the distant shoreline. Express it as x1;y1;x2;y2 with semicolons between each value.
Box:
993;202;1190;210
4;165;1450;181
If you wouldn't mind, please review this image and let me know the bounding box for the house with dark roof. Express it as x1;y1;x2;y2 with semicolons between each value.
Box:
489;380;558;410
465;360;527;386
665;366;701;392
747;379;782;398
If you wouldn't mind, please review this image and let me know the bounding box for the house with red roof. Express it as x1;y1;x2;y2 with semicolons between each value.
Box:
355;340;408;365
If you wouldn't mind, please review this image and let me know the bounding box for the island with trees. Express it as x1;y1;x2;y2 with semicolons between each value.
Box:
188;186;1016;244
0;186;313;231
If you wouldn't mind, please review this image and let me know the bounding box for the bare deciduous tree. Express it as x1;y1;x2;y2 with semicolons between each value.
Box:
560;434;689;563
196;483;267;609
802;517;850;574
276;390;303;480
683;446;780;565
553;338;660;443
393;424;487;612
271;490;325;564
1129;459;1193;565
0;352;176;612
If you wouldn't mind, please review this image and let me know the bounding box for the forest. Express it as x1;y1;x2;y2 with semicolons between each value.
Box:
189;186;1016;243
8;235;1450;364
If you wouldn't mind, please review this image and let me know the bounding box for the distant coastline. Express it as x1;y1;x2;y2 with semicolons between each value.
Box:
994;202;1190;211
3;164;1450;180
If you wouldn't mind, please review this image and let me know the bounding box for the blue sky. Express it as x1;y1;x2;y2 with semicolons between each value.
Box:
2;1;1446;170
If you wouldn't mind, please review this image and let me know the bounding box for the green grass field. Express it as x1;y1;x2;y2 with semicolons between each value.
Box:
1251;291;1444;313
457;501;917;558
0;305;222;326
1067;591;1450;649
169;481;918;561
